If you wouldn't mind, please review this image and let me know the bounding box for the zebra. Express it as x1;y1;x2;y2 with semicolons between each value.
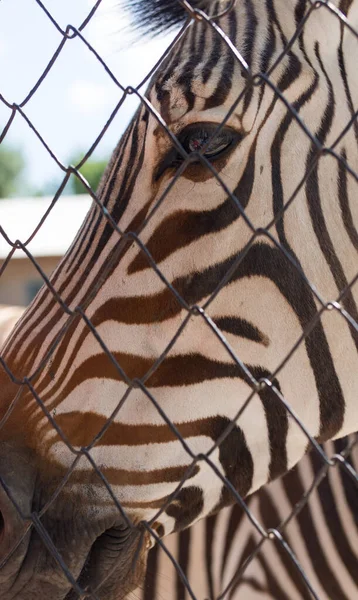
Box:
0;307;356;599
137;436;358;600
0;1;357;599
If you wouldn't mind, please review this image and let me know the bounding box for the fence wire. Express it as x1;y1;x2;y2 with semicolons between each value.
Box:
0;1;357;599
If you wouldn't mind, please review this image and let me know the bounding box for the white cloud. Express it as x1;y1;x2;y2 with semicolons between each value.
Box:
68;79;115;114
0;39;5;60
85;0;132;57
84;0;177;83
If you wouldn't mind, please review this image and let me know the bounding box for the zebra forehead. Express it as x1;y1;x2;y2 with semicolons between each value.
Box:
151;39;240;123
158;72;219;107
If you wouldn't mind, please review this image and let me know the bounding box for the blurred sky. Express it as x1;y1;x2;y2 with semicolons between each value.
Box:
0;0;176;194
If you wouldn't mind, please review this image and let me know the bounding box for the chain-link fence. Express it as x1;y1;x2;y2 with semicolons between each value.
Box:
0;0;358;598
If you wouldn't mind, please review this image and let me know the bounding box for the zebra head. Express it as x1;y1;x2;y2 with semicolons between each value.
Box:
0;1;357;598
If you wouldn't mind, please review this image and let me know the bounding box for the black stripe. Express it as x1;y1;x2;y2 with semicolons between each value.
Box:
65;118;135;273
166;5;214;114
294;0;307;28
253;368;288;481
214;316;268;345
64;203;100;274
256;537;309;600
175;3;221;113
176;527;192;600
220;502;247;580
205;8;237;110
177;39;205;112
270;63;317;242
268;36;345;441
267;0;303;95
143;543;159;600
229;533;292;600
243;0;258;69
194;16;209;60
309;446;358;585
338;0;358;145
283;463;349;600
261;0;276;75
338;149;358;252
180;23;202;101
92;113;147;262
8;115;139;363
259;486;313;599
256;2;276;109
334;436;358;527
26;113;147;366
305;44;358;354
202;16;222;84
204;514;216;599
241;0;258;112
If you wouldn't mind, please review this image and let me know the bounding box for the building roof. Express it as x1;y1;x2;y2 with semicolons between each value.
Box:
0;195;92;259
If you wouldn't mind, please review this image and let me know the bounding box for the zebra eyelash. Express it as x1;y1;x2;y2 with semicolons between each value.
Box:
124;0;209;36
155;122;242;180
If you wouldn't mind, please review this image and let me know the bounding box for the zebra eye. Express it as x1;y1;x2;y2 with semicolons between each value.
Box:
179;123;239;160
155;123;241;180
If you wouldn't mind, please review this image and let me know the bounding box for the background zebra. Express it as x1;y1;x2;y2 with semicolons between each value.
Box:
137;437;358;600
0;1;357;599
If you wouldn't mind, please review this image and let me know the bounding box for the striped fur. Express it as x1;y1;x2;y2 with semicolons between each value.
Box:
0;2;357;599
137;437;358;600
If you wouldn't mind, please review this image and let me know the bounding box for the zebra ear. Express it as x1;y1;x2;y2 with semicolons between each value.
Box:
123;0;210;35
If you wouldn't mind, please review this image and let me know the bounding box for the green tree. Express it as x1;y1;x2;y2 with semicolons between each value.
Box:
70;155;108;195
0;145;25;198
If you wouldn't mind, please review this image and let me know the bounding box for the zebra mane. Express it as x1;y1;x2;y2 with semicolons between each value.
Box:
123;0;212;35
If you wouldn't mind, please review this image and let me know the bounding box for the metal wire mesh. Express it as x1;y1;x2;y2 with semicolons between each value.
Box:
0;0;357;599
